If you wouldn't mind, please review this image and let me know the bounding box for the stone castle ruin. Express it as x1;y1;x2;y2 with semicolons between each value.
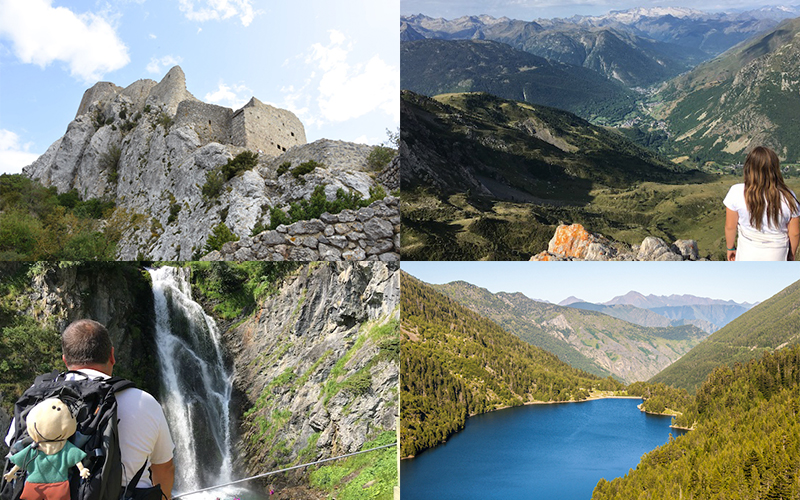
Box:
76;65;306;156
22;64;397;261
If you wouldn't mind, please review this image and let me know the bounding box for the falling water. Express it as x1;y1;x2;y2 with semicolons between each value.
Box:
149;266;234;496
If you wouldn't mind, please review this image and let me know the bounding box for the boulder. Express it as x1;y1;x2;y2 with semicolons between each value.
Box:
531;224;701;261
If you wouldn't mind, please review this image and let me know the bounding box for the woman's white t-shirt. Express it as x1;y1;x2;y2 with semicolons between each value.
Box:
723;183;799;234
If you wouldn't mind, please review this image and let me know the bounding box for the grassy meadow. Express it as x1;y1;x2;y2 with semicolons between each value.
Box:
401;175;800;261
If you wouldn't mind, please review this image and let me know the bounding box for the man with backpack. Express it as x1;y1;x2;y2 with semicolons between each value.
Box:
3;319;175;500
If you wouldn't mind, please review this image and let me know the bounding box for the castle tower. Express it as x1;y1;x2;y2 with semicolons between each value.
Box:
230;97;306;157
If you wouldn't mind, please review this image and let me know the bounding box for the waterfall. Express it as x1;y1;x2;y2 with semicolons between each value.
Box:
149;266;233;495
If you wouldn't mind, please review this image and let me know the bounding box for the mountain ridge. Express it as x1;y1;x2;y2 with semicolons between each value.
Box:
431;279;711;383
649;279;800;392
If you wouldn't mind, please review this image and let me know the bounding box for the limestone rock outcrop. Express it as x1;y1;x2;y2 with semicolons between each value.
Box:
22;66;395;260
531;224;701;261
227;262;398;483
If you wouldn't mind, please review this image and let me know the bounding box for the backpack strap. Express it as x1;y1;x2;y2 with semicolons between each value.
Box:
61;370;136;393
121;463;149;500
106;377;136;393
33;370;61;385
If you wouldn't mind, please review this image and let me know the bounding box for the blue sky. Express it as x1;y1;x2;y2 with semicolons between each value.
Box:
0;0;399;174
401;1;800;22
401;261;800;304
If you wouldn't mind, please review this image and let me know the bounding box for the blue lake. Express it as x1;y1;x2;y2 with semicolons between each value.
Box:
401;398;682;500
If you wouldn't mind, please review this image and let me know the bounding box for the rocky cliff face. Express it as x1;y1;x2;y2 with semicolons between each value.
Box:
23;66;395;260
8;263;159;392
223;262;398;490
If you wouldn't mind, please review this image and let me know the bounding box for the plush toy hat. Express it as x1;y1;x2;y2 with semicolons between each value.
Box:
25;398;77;456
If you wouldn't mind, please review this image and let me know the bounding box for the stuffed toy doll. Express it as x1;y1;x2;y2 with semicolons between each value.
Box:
2;398;91;500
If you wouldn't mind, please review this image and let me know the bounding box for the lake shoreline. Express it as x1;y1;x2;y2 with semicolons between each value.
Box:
402;394;643;460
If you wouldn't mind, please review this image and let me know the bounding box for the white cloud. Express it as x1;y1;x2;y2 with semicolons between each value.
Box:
146;55;183;75
305;30;399;124
205;82;253;110
0;0;129;83
178;0;259;26
149;33;157;39
0;130;40;175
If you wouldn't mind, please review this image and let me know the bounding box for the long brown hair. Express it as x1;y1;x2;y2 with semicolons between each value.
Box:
743;146;799;230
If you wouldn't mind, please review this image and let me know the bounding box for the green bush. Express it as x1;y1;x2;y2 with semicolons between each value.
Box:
221;150;258;180
269;206;292;229
156;112;173;130
201;169;225;200
250;221;267;236
99;144;122;182
276;161;291;176
367;145;396;169
204;222;239;253
56;190;81;209
73;198;115;219
291;160;321;179
268;184;387;230
202;151;260;201
167;203;181;224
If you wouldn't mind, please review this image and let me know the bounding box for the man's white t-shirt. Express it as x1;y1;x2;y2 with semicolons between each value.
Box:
723;183;799;234
5;369;174;488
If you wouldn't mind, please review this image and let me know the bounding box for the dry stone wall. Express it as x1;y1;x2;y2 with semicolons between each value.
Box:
202;196;400;261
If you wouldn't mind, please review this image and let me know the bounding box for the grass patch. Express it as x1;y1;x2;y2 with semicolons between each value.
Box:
309;431;397;500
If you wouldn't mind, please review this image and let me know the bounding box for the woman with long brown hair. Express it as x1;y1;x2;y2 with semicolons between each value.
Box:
724;146;800;261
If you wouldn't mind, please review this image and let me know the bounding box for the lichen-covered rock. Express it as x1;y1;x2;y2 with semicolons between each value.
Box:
531;223;702;261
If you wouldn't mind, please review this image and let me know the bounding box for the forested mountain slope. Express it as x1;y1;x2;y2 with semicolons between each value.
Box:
400;272;622;458
594;345;800;500
656;17;800;164
649;279;800;392
401;39;636;122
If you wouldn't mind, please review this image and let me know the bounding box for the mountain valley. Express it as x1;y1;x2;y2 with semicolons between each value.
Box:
400;6;800;260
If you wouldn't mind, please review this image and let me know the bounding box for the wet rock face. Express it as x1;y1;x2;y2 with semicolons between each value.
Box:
22;66;395;261
225;262;399;482
531;224;702;261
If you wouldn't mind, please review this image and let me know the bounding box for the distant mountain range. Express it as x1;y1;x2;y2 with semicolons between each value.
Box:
650;279;800;392
431;280;710;383
401;7;790;88
561;291;754;333
601;290;756;308
557;292;753;307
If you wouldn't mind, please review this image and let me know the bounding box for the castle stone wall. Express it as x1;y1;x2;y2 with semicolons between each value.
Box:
175;100;234;147
231;97;306;157
145;66;198;115
121;79;157;113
